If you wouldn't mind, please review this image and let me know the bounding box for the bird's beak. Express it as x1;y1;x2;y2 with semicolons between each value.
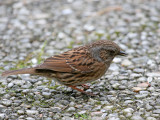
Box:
118;51;128;56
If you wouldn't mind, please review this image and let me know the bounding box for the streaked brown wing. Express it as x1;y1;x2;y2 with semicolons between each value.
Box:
35;49;96;73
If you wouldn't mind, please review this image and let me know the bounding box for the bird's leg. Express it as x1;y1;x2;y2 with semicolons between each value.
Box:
67;85;95;96
81;84;90;89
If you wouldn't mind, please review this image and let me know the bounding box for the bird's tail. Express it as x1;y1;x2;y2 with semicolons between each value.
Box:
1;68;36;77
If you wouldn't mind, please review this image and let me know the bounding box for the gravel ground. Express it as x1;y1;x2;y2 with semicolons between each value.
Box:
0;0;160;120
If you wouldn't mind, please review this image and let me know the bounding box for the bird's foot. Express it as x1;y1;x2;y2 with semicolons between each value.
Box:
67;85;95;96
81;84;90;89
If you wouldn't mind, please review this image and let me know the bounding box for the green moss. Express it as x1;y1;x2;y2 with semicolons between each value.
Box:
141;24;147;31
0;84;6;88
48;85;60;89
106;35;111;40
115;31;120;37
74;113;90;120
95;101;101;105
37;40;47;64
16;53;33;69
67;41;75;49
95;32;104;40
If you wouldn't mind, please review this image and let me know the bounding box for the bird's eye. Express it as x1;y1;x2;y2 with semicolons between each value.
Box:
108;50;115;56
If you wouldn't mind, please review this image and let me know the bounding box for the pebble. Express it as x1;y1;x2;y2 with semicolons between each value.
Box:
131;115;144;120
42;92;51;98
146;117;157;120
26;117;35;120
45;117;52;120
121;59;132;66
124;100;133;105
26;110;39;115
12;80;25;86
17;110;25;115
2;99;12;106
62;8;73;15
145;103;153;111
103;106;114;111
0;114;5;119
133;68;144;73
123;108;134;114
92;117;103;120
51;107;61;113
112;83;120;89
78;110;86;114
153;109;160;114
135;94;148;99
7;82;14;88
62;116;73;120
146;72;160;77
91;111;103;117
67;107;76;112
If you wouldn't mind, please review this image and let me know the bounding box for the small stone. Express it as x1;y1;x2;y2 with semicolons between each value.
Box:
69;102;75;107
51;107;61;113
121;59;132;66
31;58;37;64
146;72;160;77
113;58;122;63
67;107;76;112
153;109;160;114
62;116;73;120
107;113;120;120
84;24;95;31
102;113;108;119
21;81;32;89
17;110;25;115
2;99;12;106
78;110;86;114
75;104;83;108
135;94;148;99
119;85;127;90
26;110;39;115
123;108;134;114
60;100;70;105
0;114;5;119
0;104;5;112
45;117;52;120
12;80;25;86
109;63;119;71
133;68;144;73
103;106;114;111
124;100;133;105
62;8;73;15
91;111;103;117
130;73;142;78
26;117;35;120
92;117;103;120
131;115;144;120
8;82;14;88
112;83;120;89
146;117;156;120
42;92;51;98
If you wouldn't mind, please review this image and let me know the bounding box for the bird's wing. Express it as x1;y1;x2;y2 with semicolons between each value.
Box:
35;49;99;73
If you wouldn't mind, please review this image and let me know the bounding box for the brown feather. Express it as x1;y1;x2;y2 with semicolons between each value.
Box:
2;68;35;77
36;49;94;73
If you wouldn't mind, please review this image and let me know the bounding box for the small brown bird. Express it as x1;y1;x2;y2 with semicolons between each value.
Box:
2;40;127;95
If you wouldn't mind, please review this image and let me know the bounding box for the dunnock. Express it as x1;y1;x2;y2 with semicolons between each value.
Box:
2;40;127;95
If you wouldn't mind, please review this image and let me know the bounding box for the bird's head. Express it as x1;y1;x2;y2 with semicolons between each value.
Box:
88;40;127;63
